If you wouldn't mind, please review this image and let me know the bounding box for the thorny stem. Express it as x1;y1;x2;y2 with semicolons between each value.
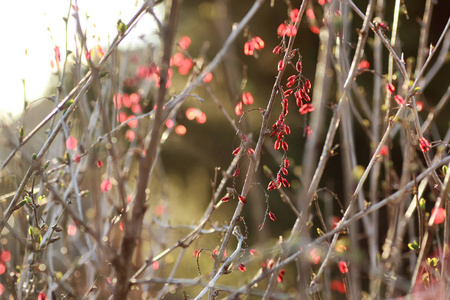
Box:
290;0;376;245
129;153;240;282
132;279;291;299
195;227;244;300
128;1;265;287
211;1;307;298
49;8;95;255
300;19;333;200
0;166;36;234
155;248;187;299
414;0;434;78
442;163;450;296
113;1;179;298
410;174;449;293
368;0;385;272
42;176;115;258
352;16;450;200
267;1;376;297
419;28;450;89
382;0;401;210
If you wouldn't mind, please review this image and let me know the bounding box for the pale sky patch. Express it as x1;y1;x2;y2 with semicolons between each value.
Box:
0;0;162;121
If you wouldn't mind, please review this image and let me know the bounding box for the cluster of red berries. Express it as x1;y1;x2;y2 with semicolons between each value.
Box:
244;36;265;56
266;47;314;191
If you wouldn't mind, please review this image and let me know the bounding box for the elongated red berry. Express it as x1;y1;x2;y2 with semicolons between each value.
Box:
284;89;293;96
386;83;395;95
277;24;287;36
285;25;297;37
419;137;430;152
287;75;297;82
269;212;277;221
284;125;291;134
242;92;254;105
299;104;315;114
273;45;282;54
252;36;265;50
394;95;405;106
268;181;277;191
274;140;281;150
281;177;290;187
244;42;255;56
290;9;299;23
239;263;246;272
305;79;311;92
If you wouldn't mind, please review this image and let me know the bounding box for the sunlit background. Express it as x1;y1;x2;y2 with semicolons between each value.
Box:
0;0;162;121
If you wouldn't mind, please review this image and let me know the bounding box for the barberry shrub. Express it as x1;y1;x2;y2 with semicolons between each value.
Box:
0;0;449;299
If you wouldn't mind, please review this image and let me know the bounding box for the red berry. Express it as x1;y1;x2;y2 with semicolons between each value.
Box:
277;60;285;71
269;212;277;221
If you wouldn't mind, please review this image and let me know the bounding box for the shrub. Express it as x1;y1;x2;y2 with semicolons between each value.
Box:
1;0;449;299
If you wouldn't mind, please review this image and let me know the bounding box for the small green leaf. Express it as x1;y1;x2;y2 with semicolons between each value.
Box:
317;228;324;236
419;198;426;210
427;257;438;267
117;19;127;35
408;240;419;251
19;126;24;141
64;99;74;109
38;195;45;203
